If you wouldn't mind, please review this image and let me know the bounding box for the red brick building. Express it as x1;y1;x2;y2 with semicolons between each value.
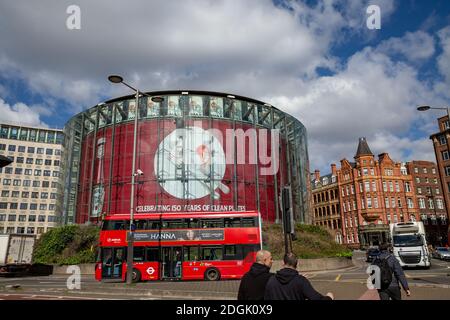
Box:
406;161;447;246
312;137;420;249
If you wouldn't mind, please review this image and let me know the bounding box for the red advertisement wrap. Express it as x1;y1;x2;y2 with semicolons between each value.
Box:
77;119;287;223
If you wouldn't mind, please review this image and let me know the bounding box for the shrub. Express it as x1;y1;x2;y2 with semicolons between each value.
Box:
33;225;99;265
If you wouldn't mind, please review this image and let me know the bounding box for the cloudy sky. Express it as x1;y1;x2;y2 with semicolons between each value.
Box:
0;0;450;173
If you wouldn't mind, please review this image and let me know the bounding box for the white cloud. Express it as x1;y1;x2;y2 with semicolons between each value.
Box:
268;46;441;172
0;98;48;127
437;26;450;84
377;31;435;62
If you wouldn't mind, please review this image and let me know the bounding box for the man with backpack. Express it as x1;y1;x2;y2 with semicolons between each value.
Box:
373;243;411;300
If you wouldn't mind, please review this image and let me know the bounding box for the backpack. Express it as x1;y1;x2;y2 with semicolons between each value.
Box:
372;255;392;290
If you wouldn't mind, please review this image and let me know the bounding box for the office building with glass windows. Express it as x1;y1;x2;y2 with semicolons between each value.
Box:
61;90;311;226
0;123;64;236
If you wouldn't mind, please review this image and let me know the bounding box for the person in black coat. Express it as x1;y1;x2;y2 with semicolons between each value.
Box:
237;250;273;300
376;243;411;300
264;252;334;300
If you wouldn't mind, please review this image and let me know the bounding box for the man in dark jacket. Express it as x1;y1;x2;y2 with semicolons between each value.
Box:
376;243;411;300
264;252;334;300
237;250;273;300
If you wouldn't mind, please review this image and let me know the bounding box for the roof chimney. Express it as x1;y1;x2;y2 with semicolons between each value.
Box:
314;169;320;181
331;163;337;176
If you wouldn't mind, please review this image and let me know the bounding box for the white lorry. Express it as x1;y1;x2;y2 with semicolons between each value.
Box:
0;234;36;276
389;222;431;268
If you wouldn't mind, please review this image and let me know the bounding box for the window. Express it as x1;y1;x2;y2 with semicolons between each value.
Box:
436;188;440;195
43;170;51;177
46;148;53;155
30;203;37;210
13;179;21;186
407;198;414;209
395;181;400;192
34;169;41;176
27;227;35;234
8;215;16;222
428;199;434;209
17;227;25;234
3;179;11;185
432;168;436;174
367;197;372;208
18;146;26;153
48;204;55;211
423;168;428;174
365;181;370;192
417;187;422;194
385;197;390;208
389;182;394;192
38;215;46;222
391;198;396;208
0;214;5;221
54;160;60;166
28;147;35;153
437;199;444;210
42;181;49;188
0;144;5;150
16;157;24;164
374;197;379;208
23;180;30;187
28;215;36;222
397;198;402;208
383;182;387;192
10;203;18;209
55;150;61;156
11;191;19;198
8;145;16;152
39;204;47;210
405;182;411;192
19;215;26;222
419;198;426;209
359;182;363;193
0;202;7;209
52;171;59;177
31;192;39;199
439;135;447;145
45;159;52;166
370;168;374;175
1;191;9;197
48;216;57;223
20;203;28;210
372;181;376;191
26;158;33;164
5;167;12;174
40;192;48;199
35;159;43;165
351;185;354;194
33;181;40;187
363;168;368;176
37;148;44;154
51;182;58;188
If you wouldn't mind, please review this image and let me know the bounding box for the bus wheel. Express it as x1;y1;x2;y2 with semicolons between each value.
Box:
204;268;220;281
132;269;141;283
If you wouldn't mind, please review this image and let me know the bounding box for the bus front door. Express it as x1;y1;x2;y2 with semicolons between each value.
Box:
102;247;125;280
161;247;182;280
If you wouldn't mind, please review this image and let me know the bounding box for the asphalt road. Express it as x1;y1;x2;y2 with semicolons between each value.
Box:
0;251;448;300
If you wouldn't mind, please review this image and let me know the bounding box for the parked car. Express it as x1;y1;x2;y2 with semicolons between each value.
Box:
366;247;380;262
432;247;450;261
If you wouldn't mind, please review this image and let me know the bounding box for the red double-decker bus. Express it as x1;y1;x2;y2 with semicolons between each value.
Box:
95;211;262;282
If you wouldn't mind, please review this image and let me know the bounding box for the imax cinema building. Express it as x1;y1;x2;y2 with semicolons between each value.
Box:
61;91;310;225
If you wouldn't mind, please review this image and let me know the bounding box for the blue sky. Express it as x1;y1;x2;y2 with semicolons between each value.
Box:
0;0;450;172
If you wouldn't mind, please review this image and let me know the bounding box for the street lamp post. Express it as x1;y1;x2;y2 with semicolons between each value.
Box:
108;75;163;284
417;105;450;247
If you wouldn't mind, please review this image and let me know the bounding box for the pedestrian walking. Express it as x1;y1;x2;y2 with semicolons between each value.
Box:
264;252;334;300
375;243;411;300
237;250;273;300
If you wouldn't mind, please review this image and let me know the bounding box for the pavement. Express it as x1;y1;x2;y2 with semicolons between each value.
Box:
0;252;448;300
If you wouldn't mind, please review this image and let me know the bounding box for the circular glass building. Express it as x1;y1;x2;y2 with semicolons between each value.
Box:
61;91;310;225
